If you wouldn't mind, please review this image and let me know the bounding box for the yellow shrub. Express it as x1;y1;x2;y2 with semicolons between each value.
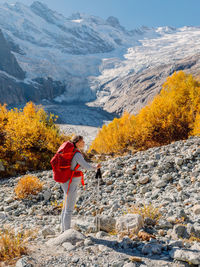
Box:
15;175;43;199
127;203;162;224
89;112;136;154
191;113;200;136
0;227;37;264
0;102;70;177
89;71;200;154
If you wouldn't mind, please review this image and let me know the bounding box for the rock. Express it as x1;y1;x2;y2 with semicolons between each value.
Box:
144;217;156;226
15;257;33;267
162;173;172;181
125;168;134;175
142;243;162;255
171;225;189;239
175;157;183;165
43;190;51;202
84;238;93;246
155;180;167;188
62;242;75;251
97;215;116;232
139;176;149;184
0;212;7;222
170;248;200;265
46;229;85;246
96;231;109;238
169;240;183;248
192;204;200;215
41;227;55;238
123;263;136;267
5;197;13;204
116;214;144;234
102;170;111;178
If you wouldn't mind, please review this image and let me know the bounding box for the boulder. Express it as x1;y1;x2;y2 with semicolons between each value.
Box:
171;224;189;240
46;229;85;246
170;248;200;265
116;214;144;234
97;215;116;232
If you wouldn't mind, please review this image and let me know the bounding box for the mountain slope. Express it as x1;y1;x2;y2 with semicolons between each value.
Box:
0;1;200;111
0;29;25;79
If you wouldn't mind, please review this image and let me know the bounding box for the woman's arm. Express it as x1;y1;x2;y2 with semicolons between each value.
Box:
71;152;96;171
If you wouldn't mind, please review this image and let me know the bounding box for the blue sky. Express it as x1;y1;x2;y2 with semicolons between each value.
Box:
1;0;200;30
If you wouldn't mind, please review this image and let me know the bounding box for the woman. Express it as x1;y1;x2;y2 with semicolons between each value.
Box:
60;135;101;232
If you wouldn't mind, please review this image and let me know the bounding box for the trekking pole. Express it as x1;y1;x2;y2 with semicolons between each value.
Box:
95;168;102;232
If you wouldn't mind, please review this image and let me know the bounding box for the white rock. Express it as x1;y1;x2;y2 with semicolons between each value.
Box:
116;214;144;234
62;242;75;251
155;180;167;188
102;170;111;178
139;176;149;184
46;229;85;246
192;204;200;215
170;248;200;265
123;263;136;267
125;167;134;175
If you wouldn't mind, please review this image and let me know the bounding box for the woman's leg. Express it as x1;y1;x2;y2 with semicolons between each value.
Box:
60;178;81;232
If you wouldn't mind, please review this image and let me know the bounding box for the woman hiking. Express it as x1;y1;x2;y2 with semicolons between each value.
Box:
60;135;101;232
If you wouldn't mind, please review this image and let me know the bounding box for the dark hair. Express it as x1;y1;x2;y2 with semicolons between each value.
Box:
71;135;83;147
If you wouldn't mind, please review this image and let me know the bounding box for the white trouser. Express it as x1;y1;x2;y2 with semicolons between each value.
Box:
60;177;81;232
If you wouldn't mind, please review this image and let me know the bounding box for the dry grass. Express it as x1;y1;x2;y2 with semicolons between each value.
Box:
14;175;43;199
127;203;162;224
0;227;37;265
50;200;63;210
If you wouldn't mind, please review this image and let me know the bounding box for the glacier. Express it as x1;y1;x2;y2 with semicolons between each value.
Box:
0;1;200;106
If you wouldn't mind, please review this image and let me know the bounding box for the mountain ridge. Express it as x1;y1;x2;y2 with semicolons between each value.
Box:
0;1;200;113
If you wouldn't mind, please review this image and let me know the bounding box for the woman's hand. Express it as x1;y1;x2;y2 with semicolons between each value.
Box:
96;163;101;169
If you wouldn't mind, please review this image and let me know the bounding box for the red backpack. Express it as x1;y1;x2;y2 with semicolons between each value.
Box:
50;141;84;185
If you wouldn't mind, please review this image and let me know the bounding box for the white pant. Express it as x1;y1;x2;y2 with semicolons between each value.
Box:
60;177;81;232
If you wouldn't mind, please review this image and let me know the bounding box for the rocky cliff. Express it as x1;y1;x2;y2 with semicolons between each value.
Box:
0;29;25;80
90;54;200;115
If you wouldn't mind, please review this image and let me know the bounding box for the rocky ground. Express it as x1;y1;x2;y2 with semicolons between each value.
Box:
1;136;200;267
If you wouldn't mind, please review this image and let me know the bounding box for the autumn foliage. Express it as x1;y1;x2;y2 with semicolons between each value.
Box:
89;71;200;154
0;227;37;264
15;175;43;199
0;102;69;177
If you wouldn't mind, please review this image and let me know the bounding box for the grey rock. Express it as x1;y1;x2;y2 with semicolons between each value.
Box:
170;248;200;265
98;215;116;232
62;241;75;251
43;190;51;202
15;257;33;267
155;180;167;188
0;212;7;222
171;225;189;239
142;243;162;255
162;173;172;181
139;176;149;184
46;229;85;246
123;263;136;267
193;204;200;215
175;158;183;166
116;214;144;234
41;227;55;238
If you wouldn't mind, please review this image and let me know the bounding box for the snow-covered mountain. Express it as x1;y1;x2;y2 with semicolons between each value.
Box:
0;1;200;111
